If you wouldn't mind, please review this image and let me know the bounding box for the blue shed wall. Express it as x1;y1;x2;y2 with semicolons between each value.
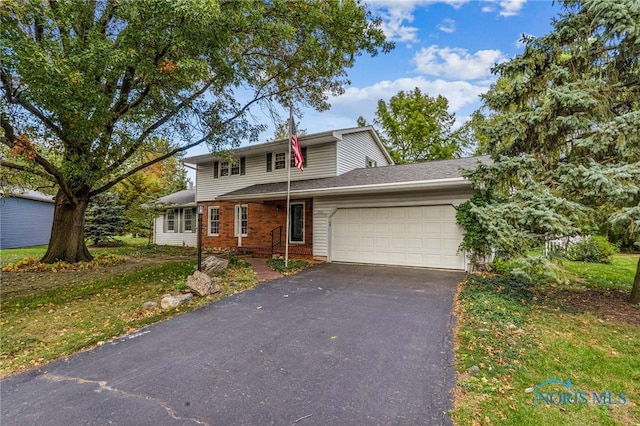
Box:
0;197;54;249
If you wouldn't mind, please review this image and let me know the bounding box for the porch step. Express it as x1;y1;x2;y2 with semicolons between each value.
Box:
237;245;313;258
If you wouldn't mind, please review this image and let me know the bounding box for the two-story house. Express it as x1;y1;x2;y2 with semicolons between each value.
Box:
154;126;486;271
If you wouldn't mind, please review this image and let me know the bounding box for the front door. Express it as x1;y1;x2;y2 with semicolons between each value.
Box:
290;203;304;243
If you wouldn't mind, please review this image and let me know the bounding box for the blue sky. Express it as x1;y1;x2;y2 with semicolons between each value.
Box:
185;0;562;162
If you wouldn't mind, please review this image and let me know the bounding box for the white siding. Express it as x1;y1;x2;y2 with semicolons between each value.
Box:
312;188;473;259
196;143;337;202
336;131;391;175
153;213;197;247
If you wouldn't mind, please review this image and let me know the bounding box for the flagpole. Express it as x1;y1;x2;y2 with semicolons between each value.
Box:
284;104;292;267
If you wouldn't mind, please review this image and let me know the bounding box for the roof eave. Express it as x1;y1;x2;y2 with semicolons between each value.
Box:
216;177;470;201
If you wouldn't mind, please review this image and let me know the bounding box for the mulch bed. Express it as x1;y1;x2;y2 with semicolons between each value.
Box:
550;288;639;327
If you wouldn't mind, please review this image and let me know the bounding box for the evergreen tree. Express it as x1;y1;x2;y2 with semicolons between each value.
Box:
85;193;127;246
462;0;640;303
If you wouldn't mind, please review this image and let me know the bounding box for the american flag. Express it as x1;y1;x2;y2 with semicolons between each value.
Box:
291;119;304;172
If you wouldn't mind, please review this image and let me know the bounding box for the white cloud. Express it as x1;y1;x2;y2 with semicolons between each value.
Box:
325;76;488;123
367;0;470;43
437;18;456;33
499;0;526;17
378;8;419;43
480;0;525;17
412;45;505;80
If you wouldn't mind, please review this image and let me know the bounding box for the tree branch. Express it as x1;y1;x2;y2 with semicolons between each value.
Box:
0;159;55;181
103;80;215;175
90;86;286;197
0;115;75;203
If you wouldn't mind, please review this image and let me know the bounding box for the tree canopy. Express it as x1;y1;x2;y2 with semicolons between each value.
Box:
373;88;463;164
461;0;640;302
0;0;392;263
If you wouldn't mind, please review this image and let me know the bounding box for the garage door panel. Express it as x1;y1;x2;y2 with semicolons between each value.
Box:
331;205;465;270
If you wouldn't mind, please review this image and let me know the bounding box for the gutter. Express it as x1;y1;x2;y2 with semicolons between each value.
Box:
216;177;469;201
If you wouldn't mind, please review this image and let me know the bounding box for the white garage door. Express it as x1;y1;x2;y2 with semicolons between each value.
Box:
331;205;466;270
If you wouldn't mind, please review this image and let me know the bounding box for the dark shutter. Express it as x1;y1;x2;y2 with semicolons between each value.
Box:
240;157;246;175
213;161;219;178
266;153;272;172
302;147;307;167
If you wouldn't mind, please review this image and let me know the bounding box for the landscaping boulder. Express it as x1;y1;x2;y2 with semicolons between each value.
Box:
161;293;193;309
200;255;228;276
187;270;221;296
143;301;158;310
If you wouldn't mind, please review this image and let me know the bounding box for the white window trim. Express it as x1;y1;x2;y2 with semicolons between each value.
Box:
183;208;195;233
166;208;176;233
234;204;248;237
220;161;230;177
208;206;220;236
274;152;287;170
289;202;305;244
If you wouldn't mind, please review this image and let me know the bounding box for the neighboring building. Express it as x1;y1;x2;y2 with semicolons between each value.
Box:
0;189;54;249
157;126;488;270
152;189;197;247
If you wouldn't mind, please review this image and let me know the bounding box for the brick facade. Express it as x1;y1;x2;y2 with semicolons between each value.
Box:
201;198;313;253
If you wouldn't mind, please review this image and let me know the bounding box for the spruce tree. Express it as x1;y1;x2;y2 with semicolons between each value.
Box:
462;0;640;303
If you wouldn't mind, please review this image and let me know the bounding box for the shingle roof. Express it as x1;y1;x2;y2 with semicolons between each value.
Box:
155;189;196;206
220;155;490;198
0;188;54;203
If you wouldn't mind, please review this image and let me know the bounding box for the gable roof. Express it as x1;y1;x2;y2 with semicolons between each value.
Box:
182;126;393;165
154;189;196;206
218;156;490;200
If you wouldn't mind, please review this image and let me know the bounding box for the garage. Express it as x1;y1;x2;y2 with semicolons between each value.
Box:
330;205;466;270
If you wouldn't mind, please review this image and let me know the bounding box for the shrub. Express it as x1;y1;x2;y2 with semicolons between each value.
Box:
266;258;309;274
566;235;619;264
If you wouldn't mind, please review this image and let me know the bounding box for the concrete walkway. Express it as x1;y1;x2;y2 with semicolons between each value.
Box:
246;257;283;282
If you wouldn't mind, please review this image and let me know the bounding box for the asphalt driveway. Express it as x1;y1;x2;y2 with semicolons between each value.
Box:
1;263;465;426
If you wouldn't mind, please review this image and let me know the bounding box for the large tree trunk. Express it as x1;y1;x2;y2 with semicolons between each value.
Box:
41;189;93;263
630;256;640;304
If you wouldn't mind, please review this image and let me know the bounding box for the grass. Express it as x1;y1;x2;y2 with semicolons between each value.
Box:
0;239;259;378
0;236;197;267
266;258;311;274
561;254;638;290
452;254;640;425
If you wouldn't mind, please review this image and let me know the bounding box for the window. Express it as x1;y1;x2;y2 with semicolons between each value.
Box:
166;209;176;232
366;157;377;168
183;208;195;232
290;147;307;168
215;157;245;177
209;206;220;236
231;161;240;175
234;205;248;236
274;152;286;170
220;161;229;176
289;202;304;243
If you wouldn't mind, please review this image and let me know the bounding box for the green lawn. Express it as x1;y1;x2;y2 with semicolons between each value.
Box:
561;254;638;290
0;239;259;378
0;236;197;267
452;254;640;425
